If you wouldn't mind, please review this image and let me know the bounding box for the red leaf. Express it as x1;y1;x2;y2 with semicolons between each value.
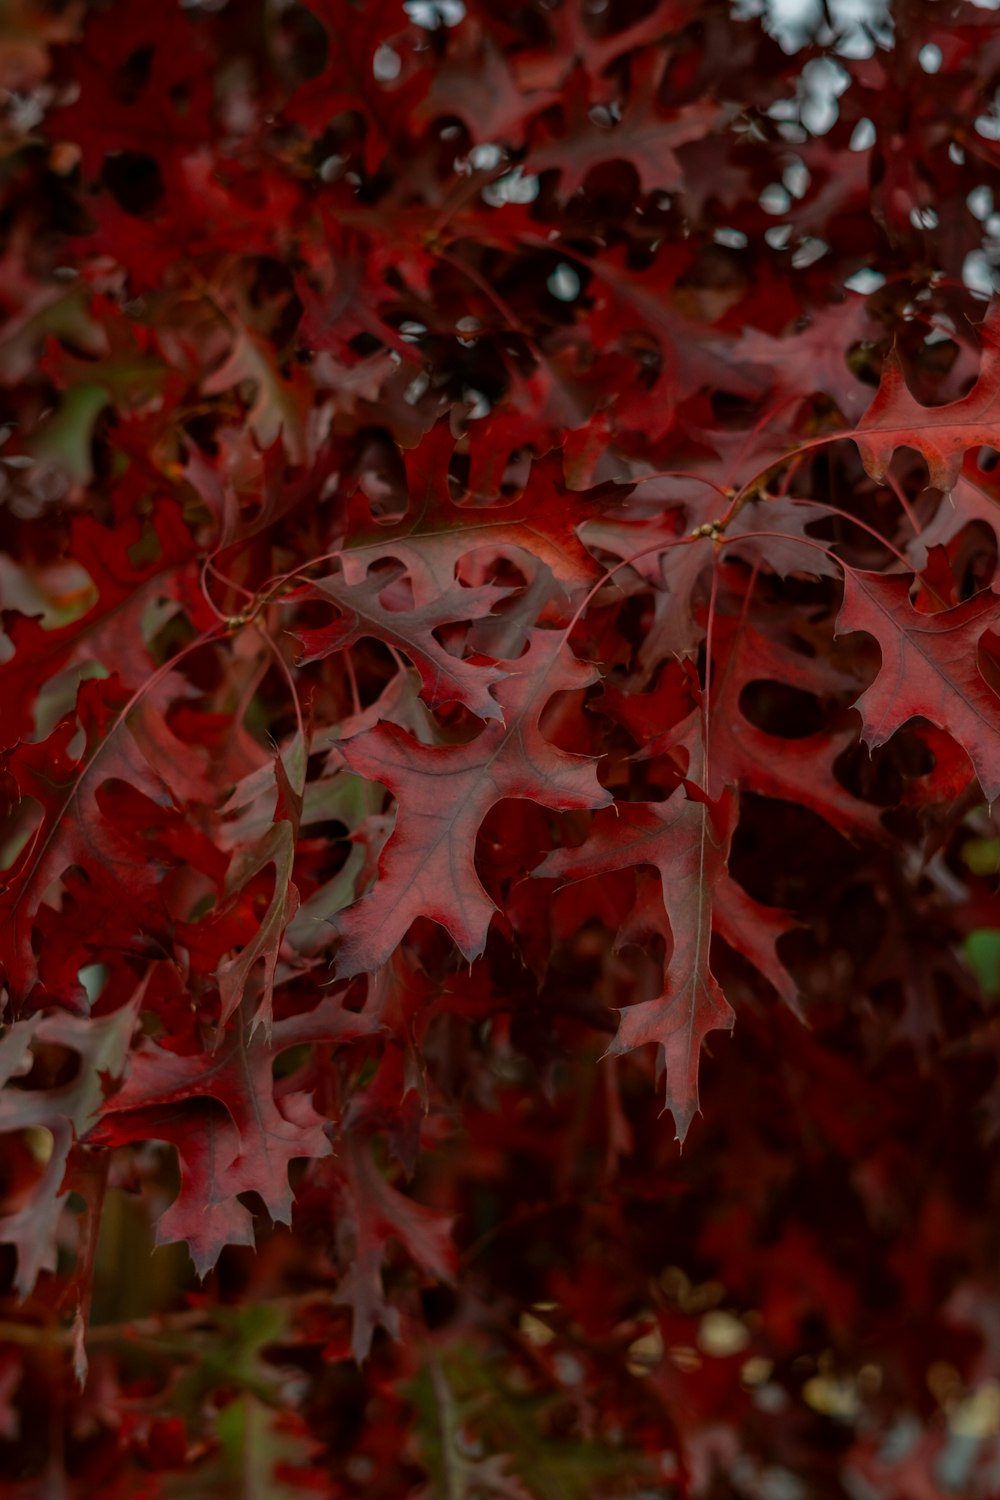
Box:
333;1136;455;1361
539;787;737;1143
0;981;141;1292
837;569;1000;801
0;676;216;1007
0;502;197;748
855;308;1000;491
294;573;511;722
330;631;611;976
93;995;377;1275
528;52;721;200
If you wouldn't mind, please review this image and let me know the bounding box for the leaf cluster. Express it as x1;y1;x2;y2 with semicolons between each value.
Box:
3;1;1000;1496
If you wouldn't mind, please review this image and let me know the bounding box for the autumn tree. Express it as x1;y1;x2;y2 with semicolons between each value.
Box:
4;0;1000;1494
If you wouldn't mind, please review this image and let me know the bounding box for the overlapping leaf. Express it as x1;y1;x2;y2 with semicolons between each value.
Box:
854;309;1000;492
92;995;378;1275
538;785;796;1140
330;630;611;977
837;569;1000;802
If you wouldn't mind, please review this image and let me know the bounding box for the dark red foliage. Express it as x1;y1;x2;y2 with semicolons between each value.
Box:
3;1;1000;1495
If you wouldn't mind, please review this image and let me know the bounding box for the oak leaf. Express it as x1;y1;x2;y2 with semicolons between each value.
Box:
836;569;1000;802
854;309;1000;491
0;984;141;1293
538;787;738;1142
330;630;612;977
92;994;377;1275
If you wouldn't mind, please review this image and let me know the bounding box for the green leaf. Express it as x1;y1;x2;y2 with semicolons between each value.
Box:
961;838;1000;876
964;929;1000;1001
408;1345;643;1500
